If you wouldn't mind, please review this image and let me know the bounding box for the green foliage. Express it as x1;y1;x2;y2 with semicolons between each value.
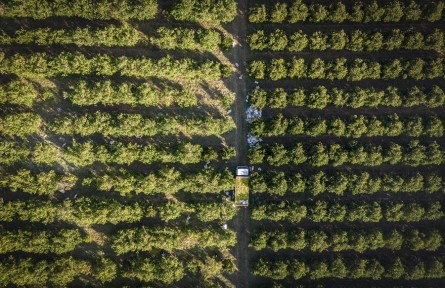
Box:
0;141;60;165
288;31;309;52
170;0;237;23
251;200;443;223
65;80;197;107
269;58;288;81
251;140;445;167
248;0;445;23
250;228;442;252
0;197;235;225
289;0;308;22
192;201;237;222
0;53;228;80
1;0;158;20
0;197;149;225
249;5;267;23
248;60;267;79
0;79;48;107
64;141;226;166
1;25;141;46
250;170;443;196
0;228;86;254
249;28;444;52
89;167;234;196
0;256;93;286
111;227;236;254
151;27;224;51
270;3;288;23
248;57;444;80
0;141;31;164
252;113;443;138
122;256;184;284
268;30;289;51
0;113;42;137
0;169;77;195
249;85;445;109
51;111;234;137
92;258;117;284
253;257;445;280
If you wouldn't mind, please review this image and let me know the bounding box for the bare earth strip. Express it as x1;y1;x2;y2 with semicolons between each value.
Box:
227;0;250;287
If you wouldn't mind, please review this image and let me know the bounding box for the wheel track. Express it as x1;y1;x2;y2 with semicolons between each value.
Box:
228;0;249;287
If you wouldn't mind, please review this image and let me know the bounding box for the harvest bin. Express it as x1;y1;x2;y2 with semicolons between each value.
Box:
235;166;249;206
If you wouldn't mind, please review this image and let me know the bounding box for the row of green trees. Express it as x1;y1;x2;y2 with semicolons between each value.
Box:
0;228;87;254
64;141;234;166
251;200;443;223
1;112;235;137
250;171;443;196
170;0;237;23
0;25;232;51
0;169;77;196
253;257;444;280
0;52;231;79
0;226;236;256
0;255;192;285
0;254;237;285
249;85;445;109
65;80;198;107
122;256;183;284
0;140;235;166
0;197;153;225
0;256;114;286
152;27;228;51
88;167;234;195
0;113;42;137
0;79;52;107
249;28;445;52
250;228;442;252
0;25;141;46
249;0;444;23
0;0;158;20
50;112;235;137
251;113;444;138
122;255;234;283
249;140;444;167
0;141;59;165
248;57;444;81
0;197;236;225
111;227;235;254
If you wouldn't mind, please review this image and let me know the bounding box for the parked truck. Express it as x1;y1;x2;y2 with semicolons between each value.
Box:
235;166;249;206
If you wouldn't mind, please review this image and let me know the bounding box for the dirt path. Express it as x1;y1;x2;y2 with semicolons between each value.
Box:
228;0;249;287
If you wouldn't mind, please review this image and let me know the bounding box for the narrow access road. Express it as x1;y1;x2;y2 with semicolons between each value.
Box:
228;0;249;287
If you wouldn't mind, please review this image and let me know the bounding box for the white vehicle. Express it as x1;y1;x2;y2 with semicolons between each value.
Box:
235;166;249;206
